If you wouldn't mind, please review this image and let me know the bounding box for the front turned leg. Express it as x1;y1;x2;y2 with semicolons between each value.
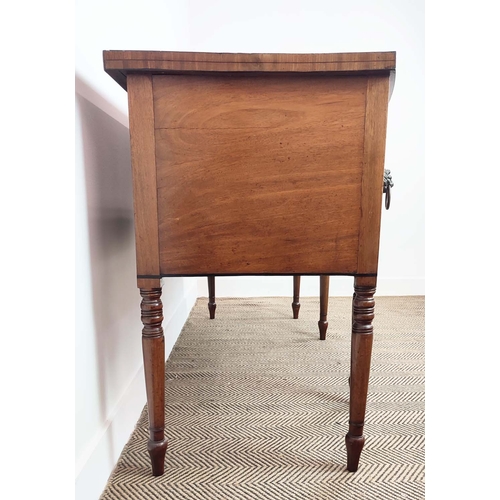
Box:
292;276;301;319
207;275;216;319
318;275;330;340
140;288;168;476
345;277;376;472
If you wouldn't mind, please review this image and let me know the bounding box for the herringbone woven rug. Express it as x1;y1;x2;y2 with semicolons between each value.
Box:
100;296;425;499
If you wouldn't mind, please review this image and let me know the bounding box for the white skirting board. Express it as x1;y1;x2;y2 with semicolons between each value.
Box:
197;276;424;298
75;280;198;500
75;364;147;500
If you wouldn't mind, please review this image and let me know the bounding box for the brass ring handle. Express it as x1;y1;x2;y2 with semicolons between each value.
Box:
383;169;393;210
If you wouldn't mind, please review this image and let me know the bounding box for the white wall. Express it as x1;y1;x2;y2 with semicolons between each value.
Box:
76;1;423;497
75;2;197;499
185;0;424;298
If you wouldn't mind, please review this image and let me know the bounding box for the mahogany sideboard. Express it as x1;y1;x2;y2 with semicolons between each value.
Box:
103;50;396;476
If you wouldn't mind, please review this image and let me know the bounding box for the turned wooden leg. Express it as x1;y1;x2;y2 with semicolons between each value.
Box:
140;288;168;476
207;275;216;319
345;277;376;472
318;275;330;340
292;275;301;319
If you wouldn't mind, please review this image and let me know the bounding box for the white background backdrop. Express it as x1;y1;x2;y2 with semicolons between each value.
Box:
74;1;424;498
0;0;500;500
4;2;500;499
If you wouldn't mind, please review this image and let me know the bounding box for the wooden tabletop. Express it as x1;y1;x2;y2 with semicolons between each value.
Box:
103;51;396;90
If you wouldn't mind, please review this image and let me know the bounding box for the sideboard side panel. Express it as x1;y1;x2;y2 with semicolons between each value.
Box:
127;74;161;281
356;76;390;275
154;74;367;275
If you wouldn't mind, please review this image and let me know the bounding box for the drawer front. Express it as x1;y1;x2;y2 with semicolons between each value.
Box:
153;74;367;275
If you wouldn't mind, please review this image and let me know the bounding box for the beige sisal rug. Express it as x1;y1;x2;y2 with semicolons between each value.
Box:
100;296;424;499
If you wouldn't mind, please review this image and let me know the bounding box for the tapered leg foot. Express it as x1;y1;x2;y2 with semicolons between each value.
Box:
140;288;168;476
318;321;328;340
207;276;216;319
148;438;168;476
292;276;301;319
345;276;376;472
318;275;330;340
345;434;365;472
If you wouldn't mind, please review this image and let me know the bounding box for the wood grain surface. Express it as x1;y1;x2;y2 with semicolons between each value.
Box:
103;51;395;90
153;74;368;275
127;75;161;281
356;76;390;274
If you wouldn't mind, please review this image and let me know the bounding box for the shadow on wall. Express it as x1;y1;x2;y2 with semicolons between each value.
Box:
77;84;143;465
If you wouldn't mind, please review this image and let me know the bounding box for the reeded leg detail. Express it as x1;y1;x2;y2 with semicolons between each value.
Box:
318;275;330;340
348;291;356;387
207;275;216;319
345;277;376;472
140;288;168;476
292;276;301;319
